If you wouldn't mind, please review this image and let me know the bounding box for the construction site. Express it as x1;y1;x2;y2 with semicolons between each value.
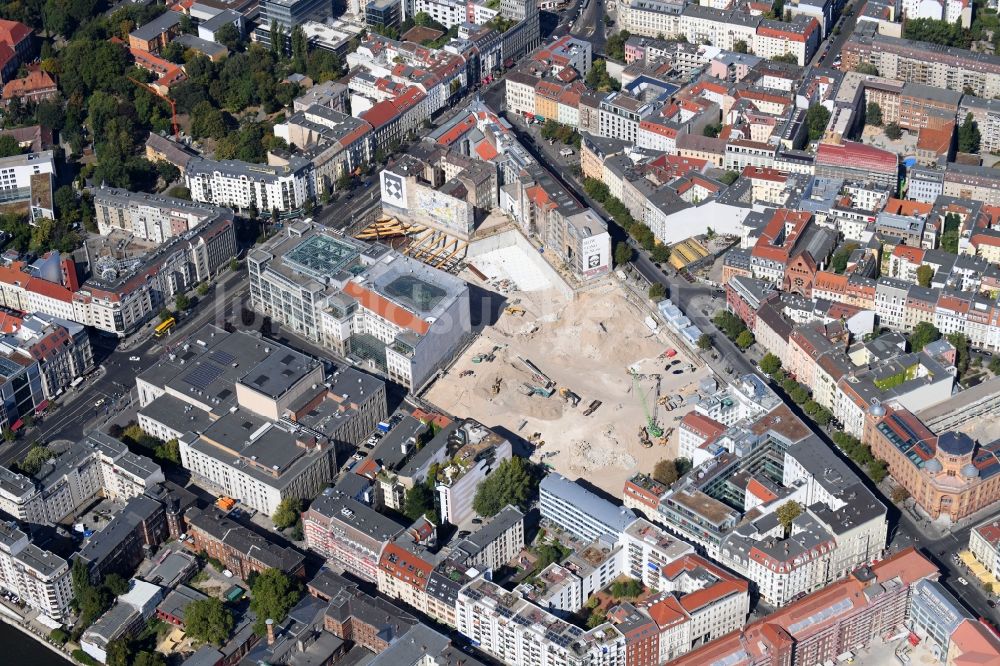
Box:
424;267;713;496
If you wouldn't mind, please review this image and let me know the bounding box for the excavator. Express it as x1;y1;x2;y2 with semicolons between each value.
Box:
504;306;526;316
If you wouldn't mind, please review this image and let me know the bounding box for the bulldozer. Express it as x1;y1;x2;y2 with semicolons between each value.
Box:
504;306;526;316
558;387;582;407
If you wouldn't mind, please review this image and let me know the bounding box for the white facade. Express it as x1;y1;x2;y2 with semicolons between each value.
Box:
186;156;314;212
0;521;72;621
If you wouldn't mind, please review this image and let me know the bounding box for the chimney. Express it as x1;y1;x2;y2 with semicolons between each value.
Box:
266;618;275;646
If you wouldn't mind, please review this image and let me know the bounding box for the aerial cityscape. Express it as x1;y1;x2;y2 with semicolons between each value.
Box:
0;0;998;664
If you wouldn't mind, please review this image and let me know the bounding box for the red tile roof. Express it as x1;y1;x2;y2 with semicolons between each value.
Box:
342;281;430;336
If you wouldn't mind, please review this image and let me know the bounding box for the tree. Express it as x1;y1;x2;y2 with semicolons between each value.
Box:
855;62;879;75
867;458;888;483
403;483;435;521
702;123;721;138
197;282;210;297
760;353;782;376
132;652;166;666
0;135;21;158
614;242;632;267
105;640;130;666
941;212;961;254
958;113;981;153
105;573;130;596
473;457;537;517
805;104;831;141
891;486;910;504
272;497;302;530
866;101;883;127
154;438;181;464
697;333;713;351
718;170;739;185
884;122;902;140
175;293;191;310
20;445;54;476
734;40;748;53
2;426;13;443
789;385;810;404
946;332;971;376
653;459;679;485
909;321;941;352
250;569;301;635
735;330;755;350
185;597;234;645
648;283;666;301
916;264;934;288
650;244;671;264
214;23;243;52
776;500;802;537
830;242;858;274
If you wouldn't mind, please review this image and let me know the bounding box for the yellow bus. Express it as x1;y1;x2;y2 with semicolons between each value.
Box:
154;317;176;337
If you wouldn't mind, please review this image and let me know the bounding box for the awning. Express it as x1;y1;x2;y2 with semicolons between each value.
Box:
34;400;48;413
908;633;920;646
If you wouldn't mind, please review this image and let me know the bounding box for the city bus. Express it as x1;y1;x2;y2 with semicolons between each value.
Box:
154;317;176;338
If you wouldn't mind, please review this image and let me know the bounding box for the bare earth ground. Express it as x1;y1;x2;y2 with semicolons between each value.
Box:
426;279;710;496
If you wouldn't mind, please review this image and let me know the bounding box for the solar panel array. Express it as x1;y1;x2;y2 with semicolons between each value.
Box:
786;597;852;634
210;349;236;365
184;363;225;390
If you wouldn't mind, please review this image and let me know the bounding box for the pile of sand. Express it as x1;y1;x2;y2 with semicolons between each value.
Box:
567;427;638;474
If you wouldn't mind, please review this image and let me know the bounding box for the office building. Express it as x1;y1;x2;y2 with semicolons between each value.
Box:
248;222;471;390
540;472;637;542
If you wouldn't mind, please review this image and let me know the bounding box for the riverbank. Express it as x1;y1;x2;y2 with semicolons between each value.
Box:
0;610;74;666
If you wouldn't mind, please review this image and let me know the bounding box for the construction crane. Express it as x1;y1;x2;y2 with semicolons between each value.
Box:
129;76;179;140
632;371;663;438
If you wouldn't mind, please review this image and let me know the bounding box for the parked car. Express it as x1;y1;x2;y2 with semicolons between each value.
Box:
958;577;969;586
128;356;140;362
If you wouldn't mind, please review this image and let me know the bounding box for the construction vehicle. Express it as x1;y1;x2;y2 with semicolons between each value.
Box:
559;387;581;407
505;306;526;316
583;400;602;416
459;370;474;377
491;377;502;395
631;371;664;438
472;353;495;363
517;356;555;389
520;382;554;397
639;427;653;448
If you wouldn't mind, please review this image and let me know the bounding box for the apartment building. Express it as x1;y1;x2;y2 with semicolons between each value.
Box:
75;495;167;584
0;212;234;337
969;519;1000;579
619;0;685;38
94;187;233;244
0;434;162;526
753;17;821;66
184;507;306;579
0;519;71;620
273;105;373;195
186;155;314;212
842;24;1000;99
670;548;937;666
540;472;637;542
815;140;899;188
304;487;407;581
456;577;627;666
434;420;512;526
0;149;54;222
600;91;655;143
248;221;471;390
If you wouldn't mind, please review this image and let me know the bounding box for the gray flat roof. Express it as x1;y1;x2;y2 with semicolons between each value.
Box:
130;11;183;42
541;473;636;535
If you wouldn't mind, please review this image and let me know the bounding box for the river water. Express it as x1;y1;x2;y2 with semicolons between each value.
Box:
0;621;72;666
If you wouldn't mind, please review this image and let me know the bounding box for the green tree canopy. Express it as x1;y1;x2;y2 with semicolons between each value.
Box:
805;104;831;141
613;242;632;267
958;113;981;153
185;597;234;645
403;483;435;521
735;329;755;350
473;457;537;517
865;101;883;127
249;569;302;635
776;500;802;536
916;264;934;287
272;497;302;530
884;122;902;140
909;321;941;352
20;445;54;476
760;353;782;375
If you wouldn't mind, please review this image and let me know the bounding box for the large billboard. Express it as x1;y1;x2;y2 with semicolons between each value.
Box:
580;232;611;279
381;170;408;209
414;188;475;238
